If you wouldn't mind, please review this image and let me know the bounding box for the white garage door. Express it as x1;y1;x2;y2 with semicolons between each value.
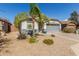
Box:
46;25;60;33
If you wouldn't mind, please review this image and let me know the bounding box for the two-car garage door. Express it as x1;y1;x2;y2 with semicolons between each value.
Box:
46;24;61;33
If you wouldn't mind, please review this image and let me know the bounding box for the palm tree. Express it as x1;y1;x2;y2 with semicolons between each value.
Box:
36;13;49;32
14;12;28;39
29;3;41;36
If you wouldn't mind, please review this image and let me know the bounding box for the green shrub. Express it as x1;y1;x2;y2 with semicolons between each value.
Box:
29;36;37;43
63;27;76;33
43;39;54;45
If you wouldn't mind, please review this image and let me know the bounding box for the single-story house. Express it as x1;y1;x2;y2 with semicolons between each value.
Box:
21;18;62;34
0;18;12;33
20;18;46;35
46;19;61;33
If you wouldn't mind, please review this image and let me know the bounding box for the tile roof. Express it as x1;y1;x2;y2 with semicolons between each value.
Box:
0;17;12;25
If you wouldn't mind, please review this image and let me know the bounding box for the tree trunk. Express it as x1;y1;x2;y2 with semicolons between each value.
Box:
0;30;2;38
18;23;22;39
38;23;40;32
42;24;44;32
32;17;35;36
38;22;44;32
38;23;42;32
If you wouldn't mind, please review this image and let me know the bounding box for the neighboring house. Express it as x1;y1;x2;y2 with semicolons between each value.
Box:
60;21;76;31
0;18;12;33
20;18;46;34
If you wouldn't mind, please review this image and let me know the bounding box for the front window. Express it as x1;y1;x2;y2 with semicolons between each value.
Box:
27;23;33;30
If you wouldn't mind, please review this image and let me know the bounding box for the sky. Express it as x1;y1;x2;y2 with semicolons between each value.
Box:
0;3;79;23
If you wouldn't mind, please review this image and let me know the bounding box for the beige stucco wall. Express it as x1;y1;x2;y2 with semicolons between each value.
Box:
11;25;18;32
0;21;2;31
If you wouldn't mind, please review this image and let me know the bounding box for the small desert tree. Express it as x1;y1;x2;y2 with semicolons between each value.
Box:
68;11;79;24
14;12;28;39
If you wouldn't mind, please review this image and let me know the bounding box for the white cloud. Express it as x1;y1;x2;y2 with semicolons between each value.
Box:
64;19;68;21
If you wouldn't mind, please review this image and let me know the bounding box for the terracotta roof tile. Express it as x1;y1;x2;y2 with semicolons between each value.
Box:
0;18;12;25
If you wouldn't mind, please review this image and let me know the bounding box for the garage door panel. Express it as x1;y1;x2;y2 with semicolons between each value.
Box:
46;25;60;33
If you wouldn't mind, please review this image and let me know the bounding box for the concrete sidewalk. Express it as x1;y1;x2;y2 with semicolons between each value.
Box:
71;43;79;56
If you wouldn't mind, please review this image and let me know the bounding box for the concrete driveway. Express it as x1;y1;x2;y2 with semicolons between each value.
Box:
47;31;79;42
47;31;79;56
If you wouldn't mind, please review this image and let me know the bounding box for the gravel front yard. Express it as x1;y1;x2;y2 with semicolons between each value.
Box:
0;32;78;56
